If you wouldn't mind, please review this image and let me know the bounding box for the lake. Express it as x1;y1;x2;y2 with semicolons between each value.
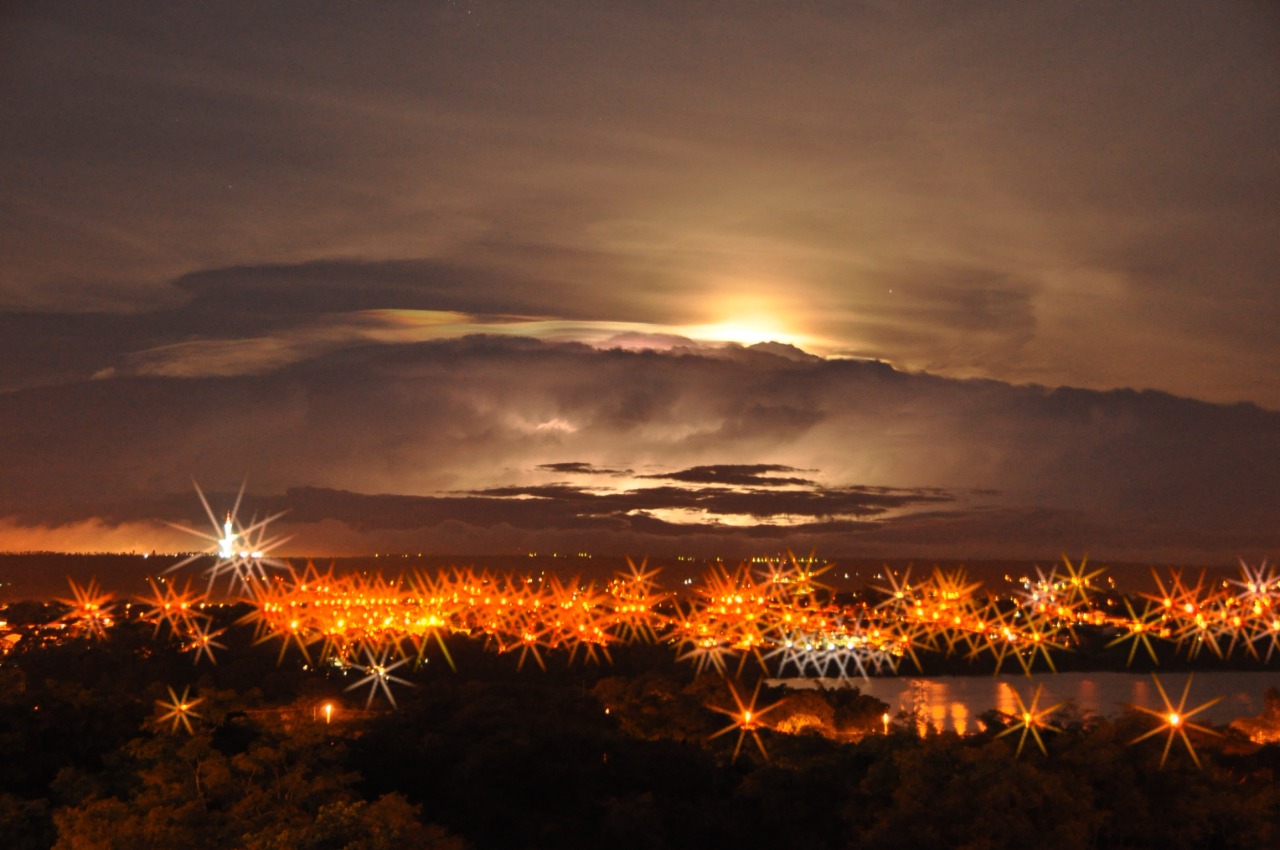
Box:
774;671;1280;733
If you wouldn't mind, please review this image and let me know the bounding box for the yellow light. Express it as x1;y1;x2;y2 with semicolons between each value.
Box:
686;318;788;347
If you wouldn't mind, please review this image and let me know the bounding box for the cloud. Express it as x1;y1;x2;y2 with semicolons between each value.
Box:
165;261;564;331
641;464;817;488
104;335;332;379
1;335;1277;563
11;253;845;383
460;481;947;525
3;2;1278;407
536;462;632;476
834;267;1040;376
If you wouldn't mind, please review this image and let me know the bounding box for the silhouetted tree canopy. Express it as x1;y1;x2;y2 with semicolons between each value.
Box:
2;616;1278;849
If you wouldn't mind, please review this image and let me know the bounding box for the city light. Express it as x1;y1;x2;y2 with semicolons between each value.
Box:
155;685;204;735
1127;674;1223;768
47;489;1277;766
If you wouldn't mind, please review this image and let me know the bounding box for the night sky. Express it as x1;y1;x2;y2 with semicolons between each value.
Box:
2;1;1277;563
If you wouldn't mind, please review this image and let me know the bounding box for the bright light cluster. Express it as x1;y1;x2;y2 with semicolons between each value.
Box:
132;487;1280;689
1122;561;1280;663
69;550;1280;694
57;551;1269;768
57;577;116;640
234;558;671;679
164;481;291;593
46;489;1275;768
139;575;227;665
139;551;1276;723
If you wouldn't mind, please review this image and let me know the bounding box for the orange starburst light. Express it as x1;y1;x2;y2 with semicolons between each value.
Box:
708;678;787;761
996;683;1062;757
57;577;116;640
1128;674;1221;768
155;685;204;734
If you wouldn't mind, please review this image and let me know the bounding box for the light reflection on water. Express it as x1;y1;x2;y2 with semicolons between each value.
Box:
776;671;1279;733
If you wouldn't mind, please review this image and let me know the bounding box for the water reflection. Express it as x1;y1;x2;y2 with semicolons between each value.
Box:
1079;677;1099;707
951;701;969;736
994;680;1019;717
777;671;1277;734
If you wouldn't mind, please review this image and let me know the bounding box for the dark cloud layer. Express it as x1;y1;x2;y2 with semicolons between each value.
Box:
640;465;816;487
536;462;631;477
1;334;1277;562
464;481;944;522
2;1;1278;405
224;482;949;536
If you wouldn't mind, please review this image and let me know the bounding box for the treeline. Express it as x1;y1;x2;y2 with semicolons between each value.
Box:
1;618;1278;849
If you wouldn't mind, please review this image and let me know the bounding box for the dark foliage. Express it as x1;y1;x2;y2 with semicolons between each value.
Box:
1;623;1278;849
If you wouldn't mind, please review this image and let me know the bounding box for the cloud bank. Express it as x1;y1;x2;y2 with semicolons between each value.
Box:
2;327;1277;563
3;2;1278;406
1;1;1277;564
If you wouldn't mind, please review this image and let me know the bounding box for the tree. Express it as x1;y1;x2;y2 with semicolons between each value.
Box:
52;698;461;850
